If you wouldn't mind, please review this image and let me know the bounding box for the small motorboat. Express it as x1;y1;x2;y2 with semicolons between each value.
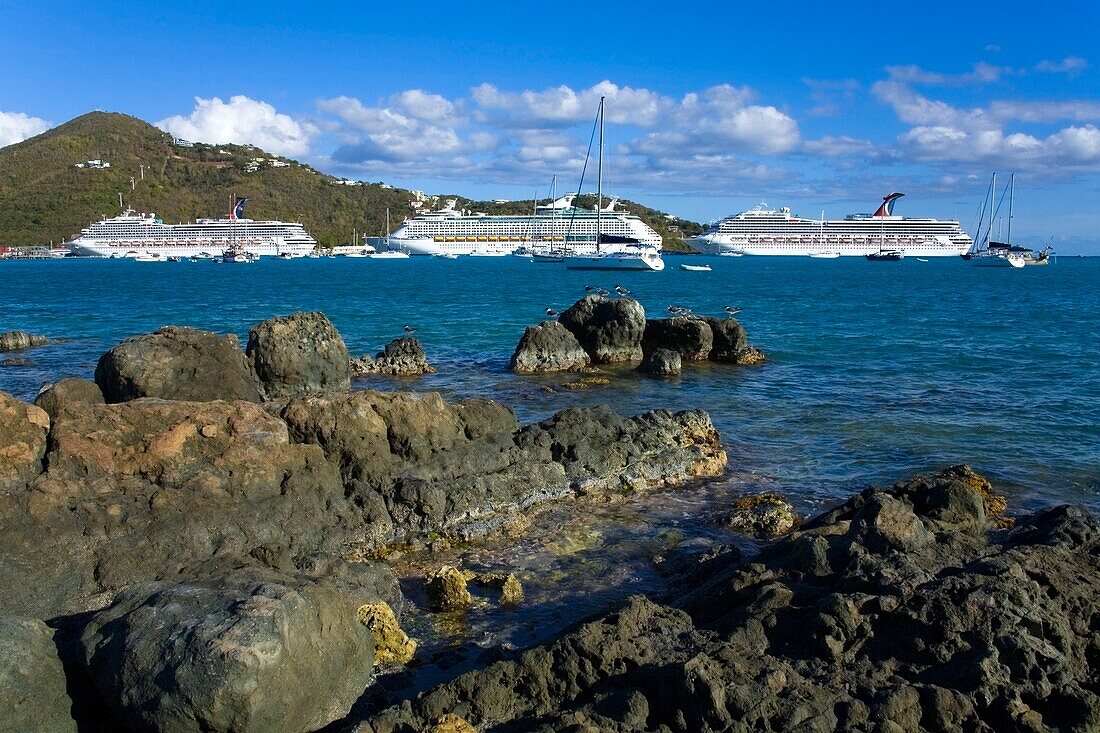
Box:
808;252;841;259
717;251;744;257
433;253;459;259
369;250;411;259
866;249;904;261
680;263;712;272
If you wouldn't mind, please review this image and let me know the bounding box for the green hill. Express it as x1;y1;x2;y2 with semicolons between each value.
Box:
0;111;702;250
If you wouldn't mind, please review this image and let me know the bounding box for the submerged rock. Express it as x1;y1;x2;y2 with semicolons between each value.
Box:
94;326;263;403
0;617;77;733
247;311;350;399
509;320;591;373
732;345;767;365
352;337;436;377
637;347;682;377
33;377;104;420
558;295;647;363
0;391;49;496
426;565;472;610
0;330;48;352
720;492;799;538
474;572;524;606
80;567;377;733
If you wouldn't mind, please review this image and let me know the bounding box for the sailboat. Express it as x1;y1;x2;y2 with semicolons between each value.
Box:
564;97;665;272
966;174;1025;268
369;209;411;259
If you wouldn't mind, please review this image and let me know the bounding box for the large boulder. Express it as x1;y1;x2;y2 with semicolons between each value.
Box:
636;348;682;377
700;316;749;362
643;316;713;360
0;391;49;495
284;391;726;543
80;567;377;733
0;331;48;352
33;378;104;420
509;321;591;373
247;312;350;399
0;398;350;618
351;337;436;377
558;296;646;363
94;326;262;403
0;617;77;733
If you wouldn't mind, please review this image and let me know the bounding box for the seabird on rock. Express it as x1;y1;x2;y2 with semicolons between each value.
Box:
584;284;597;293
545;307;559;317
403;324;417;336
724;305;742;316
668;305;692;316
615;285;631;296
596;288;611;298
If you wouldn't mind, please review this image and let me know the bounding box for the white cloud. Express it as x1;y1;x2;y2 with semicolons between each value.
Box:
885;62;1008;86
156;96;317;157
0;111;51;148
317;81;801;193
802;135;877;158
1035;56;1089;74
472;80;668;126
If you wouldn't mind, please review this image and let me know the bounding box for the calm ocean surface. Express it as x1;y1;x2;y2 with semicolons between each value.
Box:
2;255;1097;513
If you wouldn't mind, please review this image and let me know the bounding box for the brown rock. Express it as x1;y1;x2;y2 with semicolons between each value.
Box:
426;565;472;610
0;391;49;496
358;601;417;664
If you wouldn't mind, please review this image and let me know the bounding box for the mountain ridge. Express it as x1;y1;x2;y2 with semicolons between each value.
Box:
0;111;700;250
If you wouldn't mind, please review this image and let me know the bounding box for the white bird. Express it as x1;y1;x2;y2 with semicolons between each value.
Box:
596;288;611;298
545;307;559;317
615;285;631;297
724;305;742;316
403;324;417;336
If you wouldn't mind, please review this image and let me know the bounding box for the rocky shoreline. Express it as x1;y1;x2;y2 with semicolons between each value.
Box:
1;312;1097;732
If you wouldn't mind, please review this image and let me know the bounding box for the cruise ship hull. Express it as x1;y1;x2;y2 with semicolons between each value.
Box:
684;234;969;258
389;236;611;257
68;239;315;259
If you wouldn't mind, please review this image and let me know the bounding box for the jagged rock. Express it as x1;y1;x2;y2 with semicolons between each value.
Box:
559;295;646;363
358;602;417;665
636;348;681;377
430;714;477;733
352;337;436;376
0;617;77;733
701;316;749;362
360;467;1100;733
94;326;262;403
0;391;49;496
247;311;350;399
474;572;524;605
426;565;472;610
33;377;104;420
0;398;349;618
509;320;591;373
720;493;799;538
80;566;378;733
732;345;766;365
0;330;48;352
643;316;713;360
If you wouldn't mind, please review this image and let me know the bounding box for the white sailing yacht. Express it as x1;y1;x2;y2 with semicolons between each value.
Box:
966;173;1026;268
369;210;411;259
564;97;665;272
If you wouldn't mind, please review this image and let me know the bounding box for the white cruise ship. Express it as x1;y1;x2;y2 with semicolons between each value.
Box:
377;194;662;256
685;193;972;257
66;198;317;258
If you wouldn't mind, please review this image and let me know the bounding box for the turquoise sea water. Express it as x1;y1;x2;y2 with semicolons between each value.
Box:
1;255;1097;512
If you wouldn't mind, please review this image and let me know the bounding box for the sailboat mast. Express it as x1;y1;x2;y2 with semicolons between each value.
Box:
1007;173;1014;244
596;96;604;253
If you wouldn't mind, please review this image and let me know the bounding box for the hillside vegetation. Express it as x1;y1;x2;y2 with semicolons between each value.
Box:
0;111;701;250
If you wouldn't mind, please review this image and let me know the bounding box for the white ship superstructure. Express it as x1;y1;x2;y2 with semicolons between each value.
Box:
67;198;317;258
685;193;972;257
380;195;662;255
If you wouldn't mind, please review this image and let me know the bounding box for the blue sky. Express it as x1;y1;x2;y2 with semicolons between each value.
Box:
2;0;1099;252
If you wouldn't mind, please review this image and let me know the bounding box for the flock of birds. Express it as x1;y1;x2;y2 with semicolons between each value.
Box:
542;285;742;320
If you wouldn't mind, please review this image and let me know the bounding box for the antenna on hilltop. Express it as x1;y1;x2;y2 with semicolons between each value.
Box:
118;192;124;210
